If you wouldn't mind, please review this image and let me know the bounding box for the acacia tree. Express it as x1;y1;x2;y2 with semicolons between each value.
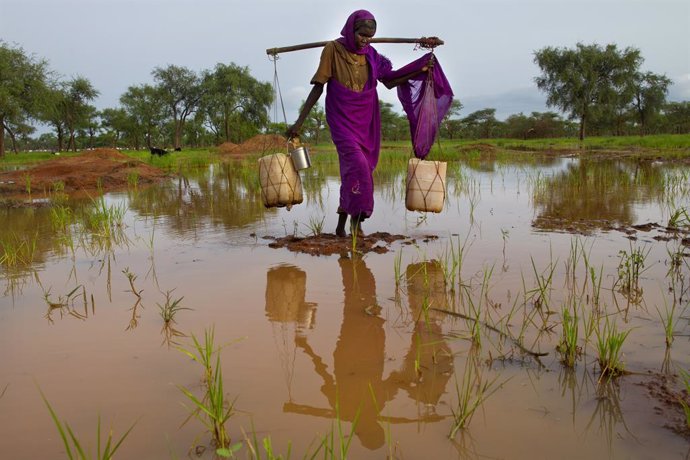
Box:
534;43;642;140
298;100;328;144
662;101;690;134
462;108;498;139
120;84;166;149
441;98;463;139
0;41;50;156
630;71;671;136
43;86;68;152
61;77;99;151
152;65;203;149
100;107;132;148
199;63;272;144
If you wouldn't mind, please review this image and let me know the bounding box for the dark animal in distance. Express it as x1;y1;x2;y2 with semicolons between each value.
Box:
174;147;182;152
150;147;168;156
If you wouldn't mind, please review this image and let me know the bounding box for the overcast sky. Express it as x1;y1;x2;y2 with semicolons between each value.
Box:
2;0;688;123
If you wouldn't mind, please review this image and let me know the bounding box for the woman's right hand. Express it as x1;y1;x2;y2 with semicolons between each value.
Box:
286;124;301;140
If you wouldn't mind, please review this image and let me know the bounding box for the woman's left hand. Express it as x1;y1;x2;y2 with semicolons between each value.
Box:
422;55;435;72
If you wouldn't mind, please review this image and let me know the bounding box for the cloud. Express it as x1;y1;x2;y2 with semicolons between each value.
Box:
459;87;555;120
668;74;690;101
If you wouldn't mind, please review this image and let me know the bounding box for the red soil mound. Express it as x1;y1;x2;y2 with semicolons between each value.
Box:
0;148;169;196
219;134;289;156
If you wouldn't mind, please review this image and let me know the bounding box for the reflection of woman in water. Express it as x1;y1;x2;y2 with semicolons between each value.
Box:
291;256;452;450
295;255;394;449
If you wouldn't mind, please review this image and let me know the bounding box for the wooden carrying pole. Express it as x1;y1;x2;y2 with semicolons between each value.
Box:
266;37;444;56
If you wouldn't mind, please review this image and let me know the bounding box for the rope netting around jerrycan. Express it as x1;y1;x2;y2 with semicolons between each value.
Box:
397;52;454;213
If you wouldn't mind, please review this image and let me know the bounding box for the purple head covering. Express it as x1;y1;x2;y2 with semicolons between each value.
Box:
336;9;376;55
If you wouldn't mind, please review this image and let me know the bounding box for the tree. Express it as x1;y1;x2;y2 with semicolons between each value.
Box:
298;100;327;144
661;101;690;134
152;65;203;149
630;71;671;136
534;43;642;140
100;108;132;148
42;86;68;152
504;113;532;139
0;41;51;156
199;63;272;144
441;98;463;139
462;108;498;139
62;77;99;151
120;84;166;149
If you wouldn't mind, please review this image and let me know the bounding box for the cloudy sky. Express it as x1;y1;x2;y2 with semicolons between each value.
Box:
2;0;688;123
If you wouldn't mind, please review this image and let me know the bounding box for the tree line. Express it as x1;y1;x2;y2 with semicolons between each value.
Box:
1;40;688;157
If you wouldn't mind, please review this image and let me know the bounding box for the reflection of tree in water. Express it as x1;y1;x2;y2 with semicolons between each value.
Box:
285;256;452;450
457;151;562;173
532;159;668;231
127;163;269;235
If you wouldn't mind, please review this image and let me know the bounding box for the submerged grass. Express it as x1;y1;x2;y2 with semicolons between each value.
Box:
557;298;581;367
177;327;237;456
0;232;38;268
38;386;136;460
595;317;631;380
449;354;501;438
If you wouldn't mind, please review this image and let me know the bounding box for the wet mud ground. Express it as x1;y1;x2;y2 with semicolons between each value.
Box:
0;153;689;458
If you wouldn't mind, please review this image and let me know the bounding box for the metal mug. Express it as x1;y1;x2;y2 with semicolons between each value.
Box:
290;146;311;170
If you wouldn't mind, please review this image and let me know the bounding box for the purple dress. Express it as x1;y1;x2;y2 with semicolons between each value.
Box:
325;10;453;218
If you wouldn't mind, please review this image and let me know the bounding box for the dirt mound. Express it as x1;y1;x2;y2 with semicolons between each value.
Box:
0;148;169;197
219;134;289;156
217;142;239;154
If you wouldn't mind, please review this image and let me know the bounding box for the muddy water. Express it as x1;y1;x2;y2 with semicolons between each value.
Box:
1;157;689;459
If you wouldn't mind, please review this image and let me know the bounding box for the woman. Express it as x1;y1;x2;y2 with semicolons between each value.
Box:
287;10;438;237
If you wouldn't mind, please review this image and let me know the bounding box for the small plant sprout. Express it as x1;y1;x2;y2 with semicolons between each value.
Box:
22;172;32;195
38;385;136;460
393;249;403;290
122;267;142;299
304;214;326;236
177;328;237;455
654;289;684;348
667;206;689;229
127;172;139;188
557;298;581;367
157;289;190;325
595;316;631;380
500;227;509;257
449;355;501;438
615;242;651;299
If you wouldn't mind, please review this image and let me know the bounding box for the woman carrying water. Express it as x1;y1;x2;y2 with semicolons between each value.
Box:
287;10;441;237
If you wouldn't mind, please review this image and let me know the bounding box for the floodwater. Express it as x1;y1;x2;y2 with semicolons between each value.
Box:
1;155;689;459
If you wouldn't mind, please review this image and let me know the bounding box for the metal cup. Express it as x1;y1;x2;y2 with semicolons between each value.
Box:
290;146;311;170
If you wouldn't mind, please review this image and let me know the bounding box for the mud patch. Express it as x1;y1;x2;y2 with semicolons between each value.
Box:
636;372;690;439
0;148;168;198
264;232;411;256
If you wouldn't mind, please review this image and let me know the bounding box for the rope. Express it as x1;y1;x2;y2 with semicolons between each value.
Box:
270;54;289;128
406;62;446;213
261;152;301;209
407;158;446;212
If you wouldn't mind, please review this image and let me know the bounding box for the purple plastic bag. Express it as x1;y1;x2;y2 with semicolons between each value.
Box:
395;53;454;159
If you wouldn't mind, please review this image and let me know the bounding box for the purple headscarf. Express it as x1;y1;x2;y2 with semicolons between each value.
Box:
327;10;389;218
336;9;376;55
